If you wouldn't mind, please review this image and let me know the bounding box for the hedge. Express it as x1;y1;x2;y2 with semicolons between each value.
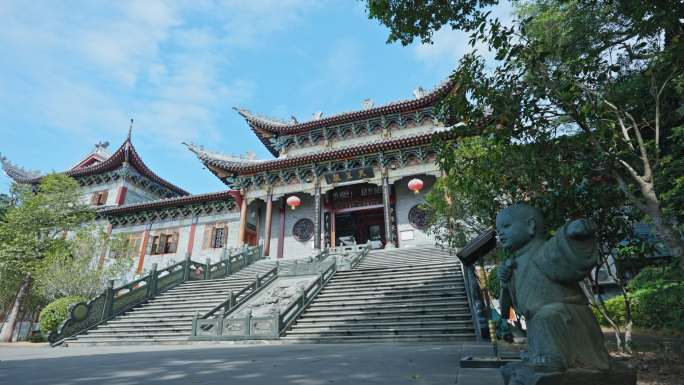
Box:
39;296;87;336
592;265;684;333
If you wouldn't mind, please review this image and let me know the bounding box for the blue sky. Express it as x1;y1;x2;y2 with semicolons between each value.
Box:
0;1;511;195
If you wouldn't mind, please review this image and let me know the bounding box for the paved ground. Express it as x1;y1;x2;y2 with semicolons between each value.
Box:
0;342;505;385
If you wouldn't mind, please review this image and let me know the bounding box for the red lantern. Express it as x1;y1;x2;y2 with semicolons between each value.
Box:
408;178;424;194
286;195;301;210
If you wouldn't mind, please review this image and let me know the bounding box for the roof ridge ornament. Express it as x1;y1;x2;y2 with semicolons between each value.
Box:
362;98;374;110
0;153;43;181
412;87;426;99
127;118;134;140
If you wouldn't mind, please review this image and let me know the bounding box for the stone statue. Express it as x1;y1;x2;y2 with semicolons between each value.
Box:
495;203;635;385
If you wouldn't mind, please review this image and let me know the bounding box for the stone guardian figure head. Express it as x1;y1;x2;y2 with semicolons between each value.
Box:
495;203;546;252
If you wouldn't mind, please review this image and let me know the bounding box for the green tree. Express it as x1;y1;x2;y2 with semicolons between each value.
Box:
367;0;684;266
0;174;94;342
368;0;684;352
35;225;133;301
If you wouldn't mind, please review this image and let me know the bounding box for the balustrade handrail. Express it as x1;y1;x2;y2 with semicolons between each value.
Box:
200;264;278;320
328;243;370;270
191;255;338;340
48;245;262;346
278;259;336;333
460;262;489;341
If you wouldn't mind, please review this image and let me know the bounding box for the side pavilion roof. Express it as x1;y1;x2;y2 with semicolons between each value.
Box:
98;190;237;216
1;137;189;196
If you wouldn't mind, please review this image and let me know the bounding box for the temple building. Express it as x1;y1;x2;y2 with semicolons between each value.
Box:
2;79;457;274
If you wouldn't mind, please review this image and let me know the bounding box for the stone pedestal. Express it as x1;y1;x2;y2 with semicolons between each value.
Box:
500;359;636;385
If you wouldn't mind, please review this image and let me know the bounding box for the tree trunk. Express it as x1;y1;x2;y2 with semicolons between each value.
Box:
650;214;684;267
615;171;683;268
619;283;634;355
0;276;31;343
580;279;626;352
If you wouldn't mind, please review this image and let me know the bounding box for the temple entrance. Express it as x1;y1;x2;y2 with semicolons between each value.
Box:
325;183;394;249
334;208;386;248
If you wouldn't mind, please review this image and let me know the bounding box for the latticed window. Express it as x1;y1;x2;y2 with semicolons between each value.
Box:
149;232;178;255
212;227;225;248
90;190;108;206
202;223;229;249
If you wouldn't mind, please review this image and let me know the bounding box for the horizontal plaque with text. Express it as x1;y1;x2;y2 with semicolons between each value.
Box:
324;167;374;184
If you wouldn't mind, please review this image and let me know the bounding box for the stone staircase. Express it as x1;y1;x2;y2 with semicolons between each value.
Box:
65;260;285;346
282;245;476;343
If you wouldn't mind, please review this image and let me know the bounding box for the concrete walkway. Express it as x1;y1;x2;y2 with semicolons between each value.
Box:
0;342;505;385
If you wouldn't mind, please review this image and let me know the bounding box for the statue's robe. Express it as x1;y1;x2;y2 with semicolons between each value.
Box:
505;223;610;371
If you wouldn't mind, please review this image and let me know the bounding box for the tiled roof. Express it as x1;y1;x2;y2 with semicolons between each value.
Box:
1;138;189;196
236;78;457;156
99;190;236;215
191;128;452;175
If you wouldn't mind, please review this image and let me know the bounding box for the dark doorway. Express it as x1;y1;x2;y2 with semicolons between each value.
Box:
334;208;385;248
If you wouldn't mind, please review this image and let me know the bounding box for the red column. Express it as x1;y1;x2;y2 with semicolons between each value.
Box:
238;193;248;246
115;186;128;206
136;230;150;273
263;195;273;256
277;198;285;259
186;222;197;257
331;209;336;248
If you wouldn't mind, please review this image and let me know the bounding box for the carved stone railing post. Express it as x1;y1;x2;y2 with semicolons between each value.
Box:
192;311;199;336
147;263;158;297
204;258;211;280
183;253;191;281
101;279;115;321
255;274;261;289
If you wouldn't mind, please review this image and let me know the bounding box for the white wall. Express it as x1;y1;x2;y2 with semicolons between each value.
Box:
80;180;122;206
109;211;241;276
394;175;437;248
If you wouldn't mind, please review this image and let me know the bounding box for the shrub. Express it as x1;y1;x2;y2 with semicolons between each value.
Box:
486;265;501;300
630;264;684;332
592;295;627;326
38;296;87;336
593;265;684;333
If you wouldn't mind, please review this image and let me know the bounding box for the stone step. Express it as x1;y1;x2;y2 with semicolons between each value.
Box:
322;280;464;293
305;300;465;311
294;313;473;323
315;289;464;301
333;271;461;285
163;282;255;293
343;262;460;275
136;302;226;311
280;333;474;343
309;295;468;307
150;290;244;300
324;276;461;289
301;305;471;317
88;325;192;334
148;295;233;304
358;254;455;263
289;320;473;330
125;308;211;316
103;319;191;327
107;314;195;322
285;326;473;336
65;338;192;346
72;332;191;340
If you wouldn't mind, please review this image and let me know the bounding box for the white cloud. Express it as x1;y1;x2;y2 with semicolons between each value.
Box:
0;0;317;150
413;1;515;69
